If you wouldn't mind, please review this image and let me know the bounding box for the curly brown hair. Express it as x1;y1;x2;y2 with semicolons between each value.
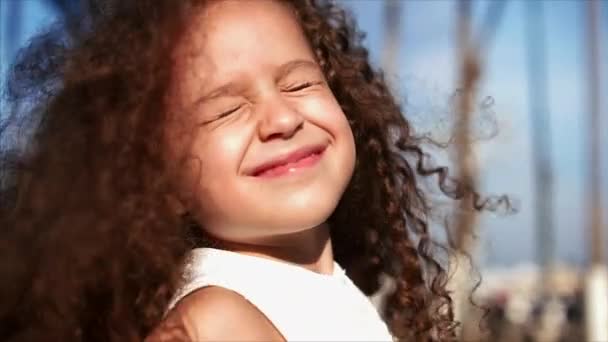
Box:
0;0;504;341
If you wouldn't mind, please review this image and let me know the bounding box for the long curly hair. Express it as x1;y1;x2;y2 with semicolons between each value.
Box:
0;0;500;340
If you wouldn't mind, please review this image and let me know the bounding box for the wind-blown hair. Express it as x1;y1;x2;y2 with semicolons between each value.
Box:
0;1;503;340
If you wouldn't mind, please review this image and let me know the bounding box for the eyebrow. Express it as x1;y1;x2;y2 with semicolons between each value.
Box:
275;59;319;82
193;59;319;106
194;81;245;105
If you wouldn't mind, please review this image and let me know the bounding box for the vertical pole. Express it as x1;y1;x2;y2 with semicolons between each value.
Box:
453;0;479;254
451;1;481;339
584;1;608;341
524;0;555;295
585;0;604;269
370;0;403;312
381;0;402;88
450;1;508;339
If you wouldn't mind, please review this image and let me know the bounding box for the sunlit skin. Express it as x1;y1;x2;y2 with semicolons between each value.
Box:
166;0;356;273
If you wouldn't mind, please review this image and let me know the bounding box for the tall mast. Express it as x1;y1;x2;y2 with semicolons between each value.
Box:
583;1;607;341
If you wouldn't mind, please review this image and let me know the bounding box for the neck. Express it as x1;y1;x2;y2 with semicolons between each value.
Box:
218;223;334;275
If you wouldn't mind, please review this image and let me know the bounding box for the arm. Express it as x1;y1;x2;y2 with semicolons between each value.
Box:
146;286;285;342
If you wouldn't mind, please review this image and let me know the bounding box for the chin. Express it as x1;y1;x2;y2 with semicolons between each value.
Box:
261;196;340;233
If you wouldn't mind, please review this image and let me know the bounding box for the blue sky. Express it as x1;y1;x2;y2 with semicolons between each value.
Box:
1;0;607;268
342;0;608;268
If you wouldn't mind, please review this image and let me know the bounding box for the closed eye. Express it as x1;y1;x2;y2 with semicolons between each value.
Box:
217;105;241;119
284;81;319;92
201;105;242;125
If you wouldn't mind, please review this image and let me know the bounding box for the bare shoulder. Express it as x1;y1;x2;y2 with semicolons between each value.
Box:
146;286;284;342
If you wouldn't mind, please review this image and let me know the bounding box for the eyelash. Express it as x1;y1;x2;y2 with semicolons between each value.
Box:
199;105;242;125
217;105;242;119
285;81;318;92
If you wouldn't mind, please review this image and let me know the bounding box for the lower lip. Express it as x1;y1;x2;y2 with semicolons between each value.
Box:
255;149;325;178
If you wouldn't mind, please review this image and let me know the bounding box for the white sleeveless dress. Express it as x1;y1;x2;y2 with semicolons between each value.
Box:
166;247;394;341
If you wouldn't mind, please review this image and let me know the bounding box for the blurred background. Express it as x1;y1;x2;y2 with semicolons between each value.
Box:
1;0;607;341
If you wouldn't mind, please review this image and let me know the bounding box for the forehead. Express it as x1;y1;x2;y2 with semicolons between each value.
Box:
173;1;315;88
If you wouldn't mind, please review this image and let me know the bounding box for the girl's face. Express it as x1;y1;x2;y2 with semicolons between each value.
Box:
169;0;355;244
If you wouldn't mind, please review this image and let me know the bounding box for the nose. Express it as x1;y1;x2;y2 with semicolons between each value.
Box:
257;96;304;141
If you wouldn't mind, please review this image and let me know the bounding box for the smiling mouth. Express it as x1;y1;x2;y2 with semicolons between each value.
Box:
251;145;326;178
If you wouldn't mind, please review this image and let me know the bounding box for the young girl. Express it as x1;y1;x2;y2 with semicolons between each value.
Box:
0;0;491;341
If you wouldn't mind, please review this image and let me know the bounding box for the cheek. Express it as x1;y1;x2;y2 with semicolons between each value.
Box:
192;129;247;179
299;94;350;132
182;129;249;220
325;100;357;179
301;95;356;177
